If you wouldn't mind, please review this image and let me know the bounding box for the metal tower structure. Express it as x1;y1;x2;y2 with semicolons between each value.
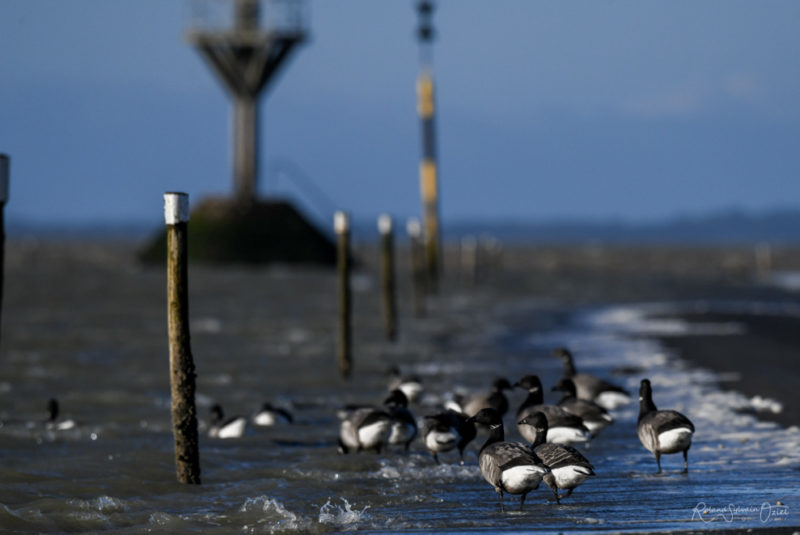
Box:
186;0;307;205
416;0;441;290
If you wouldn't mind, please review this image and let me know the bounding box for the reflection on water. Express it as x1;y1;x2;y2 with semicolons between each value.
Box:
1;242;798;532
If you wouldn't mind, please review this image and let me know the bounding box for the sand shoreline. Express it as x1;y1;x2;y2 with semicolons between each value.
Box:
651;310;800;429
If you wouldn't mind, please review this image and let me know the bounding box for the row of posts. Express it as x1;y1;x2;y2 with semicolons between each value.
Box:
161;193;438;484
334;211;429;380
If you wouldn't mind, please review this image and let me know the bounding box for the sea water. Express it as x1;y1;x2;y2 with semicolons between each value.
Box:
1;242;798;533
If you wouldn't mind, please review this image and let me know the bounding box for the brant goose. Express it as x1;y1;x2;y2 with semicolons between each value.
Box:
447;377;512;417
46;399;76;431
209;404;247;439
421;409;476;464
338;406;393;454
253;402;293;426
514;375;591;446
552;378;614;436
384;389;418;451
468;408;549;512
518;412;595;503
554;347;631;410
388;366;424;403
638;378;695;473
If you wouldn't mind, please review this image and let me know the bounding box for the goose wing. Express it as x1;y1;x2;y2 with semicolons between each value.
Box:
574;373;628;399
521;404;587;430
480;441;542;487
535;442;594;471
648;409;695;434
559;397;613;422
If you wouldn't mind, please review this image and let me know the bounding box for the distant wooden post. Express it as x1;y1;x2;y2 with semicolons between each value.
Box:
378;214;397;341
164;192;201;485
0;154;8;345
335;211;352;378
407;218;426;317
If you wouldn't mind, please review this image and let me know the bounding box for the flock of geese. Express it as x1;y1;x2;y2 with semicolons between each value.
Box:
42;346;696;512
40;345;698;513
335;347;696;512
169;346;695;512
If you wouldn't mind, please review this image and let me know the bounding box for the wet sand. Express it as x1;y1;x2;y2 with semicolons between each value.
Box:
654;311;800;428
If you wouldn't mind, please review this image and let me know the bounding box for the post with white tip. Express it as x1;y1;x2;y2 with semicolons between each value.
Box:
0;154;9;345
407;218;426;317
164;192;201;484
378;214;397;341
335;211;352;378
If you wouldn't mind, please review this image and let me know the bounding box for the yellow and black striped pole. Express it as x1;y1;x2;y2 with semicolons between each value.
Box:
416;0;441;293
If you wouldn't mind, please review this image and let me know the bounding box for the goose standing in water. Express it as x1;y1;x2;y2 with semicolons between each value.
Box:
637;378;695;474
468;408;549;512
447;377;512;417
421;409;476;464
554;347;631;410
337;405;393;454
209;404;247;439
253;402;293;426
46;398;76;431
384;389;418;451
518;412;595;503
552;378;614;437
387;366;424;404
514;375;591;446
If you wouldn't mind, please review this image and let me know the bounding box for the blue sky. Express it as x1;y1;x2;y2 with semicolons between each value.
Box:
2;1;800;228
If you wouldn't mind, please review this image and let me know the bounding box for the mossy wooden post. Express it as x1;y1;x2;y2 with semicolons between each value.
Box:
406;218;426;318
335;211;352;378
378;214;397;342
0;154;8;345
164;192;201;484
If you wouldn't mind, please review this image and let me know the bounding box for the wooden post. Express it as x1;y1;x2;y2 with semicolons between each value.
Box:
335;211;352;378
164;192;201;485
0;154;8;346
378;214;397;341
407;218;426;317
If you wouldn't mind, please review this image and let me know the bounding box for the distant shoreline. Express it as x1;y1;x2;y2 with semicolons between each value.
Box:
8;205;800;245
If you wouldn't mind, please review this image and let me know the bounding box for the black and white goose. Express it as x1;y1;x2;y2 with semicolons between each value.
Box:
518;412;595;503
637;378;695;474
421;409;476;464
209;404;247;439
253;402;293;426
388;366;424;404
337;405;393;454
554;347;631;410
447;377;512;417
468;408;549;512
514;375;591;446
46;398;76;431
384;389;418;451
552;378;614;437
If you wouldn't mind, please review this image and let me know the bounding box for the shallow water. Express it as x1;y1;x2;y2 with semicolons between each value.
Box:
1;242;799;533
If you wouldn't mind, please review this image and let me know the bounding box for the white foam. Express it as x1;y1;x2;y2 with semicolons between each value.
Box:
586;304;745;337
769;271;800;292
238;496;312;534
318;498;370;527
536;303;800;468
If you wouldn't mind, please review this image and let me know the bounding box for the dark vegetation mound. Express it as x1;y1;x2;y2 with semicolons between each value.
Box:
138;197;336;266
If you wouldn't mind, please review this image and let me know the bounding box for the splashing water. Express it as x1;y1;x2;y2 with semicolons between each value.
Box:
318;498;370;528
